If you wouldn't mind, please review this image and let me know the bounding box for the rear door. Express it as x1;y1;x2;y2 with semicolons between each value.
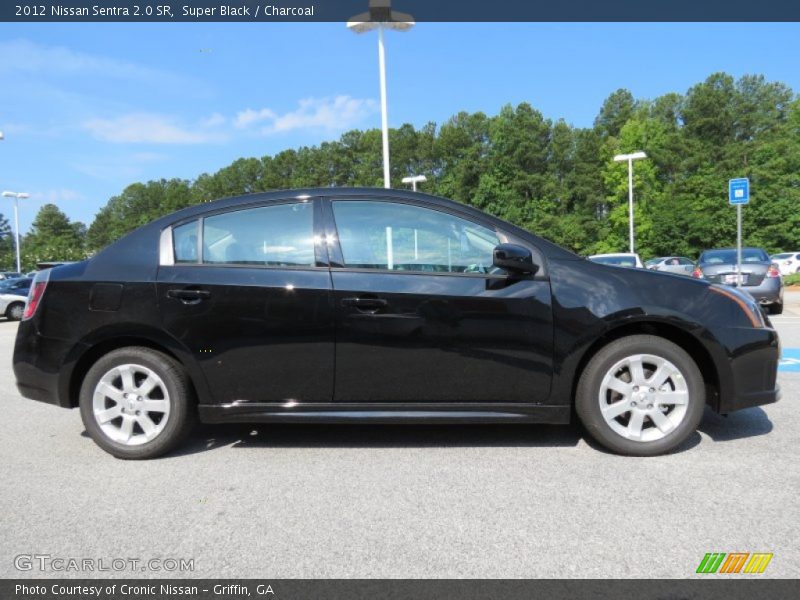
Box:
156;198;335;405
325;197;553;404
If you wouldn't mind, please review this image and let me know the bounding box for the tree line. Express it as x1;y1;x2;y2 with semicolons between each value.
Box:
3;72;799;271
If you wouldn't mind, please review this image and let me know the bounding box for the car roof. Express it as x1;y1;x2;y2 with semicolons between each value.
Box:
700;247;765;252
136;187;579;261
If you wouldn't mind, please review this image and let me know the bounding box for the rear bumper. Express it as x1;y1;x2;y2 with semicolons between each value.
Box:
743;278;783;305
13;321;75;409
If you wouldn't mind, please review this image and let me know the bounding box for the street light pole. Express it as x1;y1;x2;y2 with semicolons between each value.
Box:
377;25;390;189
2;191;29;273
613;151;647;254
401;174;427;191
348;1;415;189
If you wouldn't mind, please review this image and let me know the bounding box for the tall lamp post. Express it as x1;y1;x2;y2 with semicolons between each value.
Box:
613;151;647;254
2;191;29;273
401;174;427;191
348;1;415;189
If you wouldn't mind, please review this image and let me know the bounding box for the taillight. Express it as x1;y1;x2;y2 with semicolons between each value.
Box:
767;264;781;278
691;267;703;279
23;270;50;320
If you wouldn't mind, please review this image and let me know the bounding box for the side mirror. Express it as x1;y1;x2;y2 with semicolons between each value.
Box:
493;243;538;275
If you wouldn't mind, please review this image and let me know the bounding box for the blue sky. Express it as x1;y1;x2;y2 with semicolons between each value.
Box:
0;22;799;234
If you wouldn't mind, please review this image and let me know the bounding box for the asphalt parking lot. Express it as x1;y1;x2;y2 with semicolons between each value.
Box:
1;295;799;579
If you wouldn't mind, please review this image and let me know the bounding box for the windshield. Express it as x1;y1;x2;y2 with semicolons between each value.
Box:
771;253;792;260
699;249;769;264
590;255;638;267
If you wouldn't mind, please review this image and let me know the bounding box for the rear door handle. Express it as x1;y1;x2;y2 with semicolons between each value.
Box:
341;297;388;311
167;288;211;304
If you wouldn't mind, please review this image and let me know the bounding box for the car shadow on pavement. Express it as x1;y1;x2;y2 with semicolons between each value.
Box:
80;406;773;458
697;406;773;442
172;422;584;457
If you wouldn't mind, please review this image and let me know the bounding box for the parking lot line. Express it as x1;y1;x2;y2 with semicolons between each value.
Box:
779;348;800;372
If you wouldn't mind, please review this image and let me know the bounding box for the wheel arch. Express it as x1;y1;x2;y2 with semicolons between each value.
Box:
570;320;722;412
64;329;207;409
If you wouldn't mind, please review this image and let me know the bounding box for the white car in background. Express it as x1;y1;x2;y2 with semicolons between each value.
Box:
587;253;644;269
0;277;31;321
644;256;696;276
770;252;800;276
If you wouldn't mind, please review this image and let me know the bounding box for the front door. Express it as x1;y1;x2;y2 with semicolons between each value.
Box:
326;198;553;404
157;199;335;405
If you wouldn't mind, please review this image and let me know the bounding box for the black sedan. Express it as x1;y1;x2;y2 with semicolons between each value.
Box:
13;188;780;458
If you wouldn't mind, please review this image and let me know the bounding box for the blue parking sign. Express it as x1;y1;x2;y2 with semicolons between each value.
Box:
729;178;750;205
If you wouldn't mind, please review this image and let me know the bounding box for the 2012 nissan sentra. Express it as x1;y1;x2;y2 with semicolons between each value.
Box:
13;188;781;459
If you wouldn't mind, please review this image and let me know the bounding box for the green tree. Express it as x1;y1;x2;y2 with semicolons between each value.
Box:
23;204;86;269
83;72;799;261
0;212;14;270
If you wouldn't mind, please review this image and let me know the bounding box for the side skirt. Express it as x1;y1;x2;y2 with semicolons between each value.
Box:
198;403;571;425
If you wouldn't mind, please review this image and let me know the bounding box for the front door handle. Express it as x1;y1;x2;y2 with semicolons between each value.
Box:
167;288;211;305
341;297;388;312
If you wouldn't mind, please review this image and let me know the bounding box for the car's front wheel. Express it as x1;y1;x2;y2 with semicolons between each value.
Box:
576;335;705;456
79;347;196;459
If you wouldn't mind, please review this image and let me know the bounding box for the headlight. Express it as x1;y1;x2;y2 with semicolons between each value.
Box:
710;285;765;328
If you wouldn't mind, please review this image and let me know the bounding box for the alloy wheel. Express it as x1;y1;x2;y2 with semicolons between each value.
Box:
92;363;171;446
598;353;689;442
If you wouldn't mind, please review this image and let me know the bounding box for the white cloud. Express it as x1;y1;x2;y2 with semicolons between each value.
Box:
83;113;222;144
0;39;162;81
131;152;168;163
201;113;227;127
31;189;83;203
234;108;277;129
236;96;378;135
83;96;377;146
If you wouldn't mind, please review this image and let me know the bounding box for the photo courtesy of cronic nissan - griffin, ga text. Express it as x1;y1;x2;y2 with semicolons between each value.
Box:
13;188;780;459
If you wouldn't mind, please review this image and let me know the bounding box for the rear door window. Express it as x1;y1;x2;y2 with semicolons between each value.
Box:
202;202;315;267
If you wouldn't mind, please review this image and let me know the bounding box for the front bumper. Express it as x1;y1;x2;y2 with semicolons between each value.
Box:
716;325;781;414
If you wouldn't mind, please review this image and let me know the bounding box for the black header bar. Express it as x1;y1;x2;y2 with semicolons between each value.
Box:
2;579;799;600
2;1;799;22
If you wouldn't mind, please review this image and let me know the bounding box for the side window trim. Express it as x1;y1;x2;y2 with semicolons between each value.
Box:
159;227;174;266
160;198;326;269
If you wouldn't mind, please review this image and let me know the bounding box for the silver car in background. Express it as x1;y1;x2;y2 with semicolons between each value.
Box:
693;247;784;314
645;256;695;276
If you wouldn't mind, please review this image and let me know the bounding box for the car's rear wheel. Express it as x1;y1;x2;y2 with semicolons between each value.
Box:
576;335;705;456
769;302;783;315
5;302;25;321
79;347;196;459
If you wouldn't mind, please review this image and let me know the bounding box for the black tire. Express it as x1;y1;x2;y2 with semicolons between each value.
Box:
5;302;25;321
769;302;783;315
79;347;196;459
576;335;705;456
